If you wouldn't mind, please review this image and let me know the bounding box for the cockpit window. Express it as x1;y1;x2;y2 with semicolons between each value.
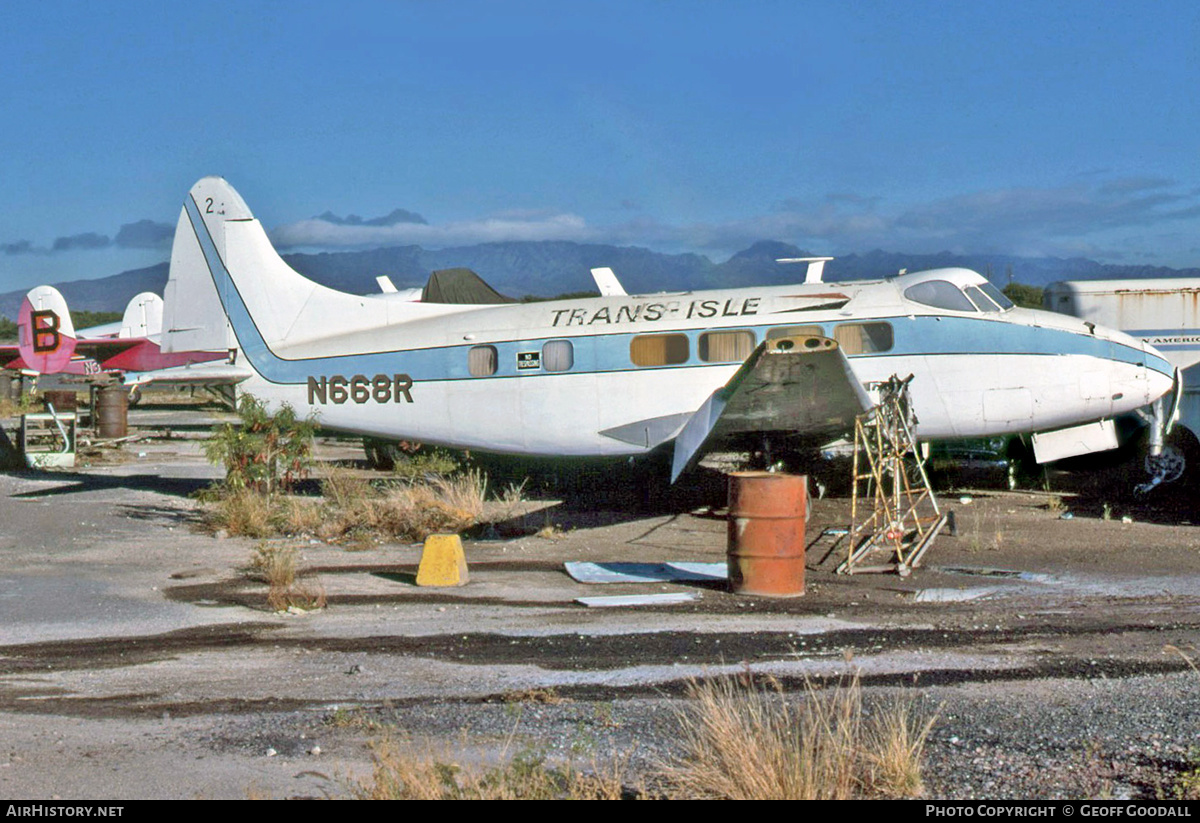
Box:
965;285;1003;313
978;282;1014;310
903;280;977;312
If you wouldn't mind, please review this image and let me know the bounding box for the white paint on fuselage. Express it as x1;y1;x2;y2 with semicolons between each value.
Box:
237;280;1171;458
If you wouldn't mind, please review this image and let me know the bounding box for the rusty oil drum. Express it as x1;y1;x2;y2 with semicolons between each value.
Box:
43;390;77;412
727;471;807;597
96;384;129;439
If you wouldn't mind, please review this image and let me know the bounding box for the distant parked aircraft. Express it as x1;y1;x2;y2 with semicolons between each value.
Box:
3;285;247;398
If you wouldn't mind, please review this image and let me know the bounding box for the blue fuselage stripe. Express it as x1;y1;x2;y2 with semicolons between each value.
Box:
186;197;1170;386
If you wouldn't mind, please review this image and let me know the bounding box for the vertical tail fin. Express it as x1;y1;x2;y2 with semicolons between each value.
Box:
17;286;77;373
162;176;391;359
161;178;240;354
120;292;163;339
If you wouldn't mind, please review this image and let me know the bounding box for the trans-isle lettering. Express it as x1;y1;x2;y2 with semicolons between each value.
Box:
307;374;413;405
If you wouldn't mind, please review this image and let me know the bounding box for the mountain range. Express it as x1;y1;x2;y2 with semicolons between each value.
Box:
4;240;1199;320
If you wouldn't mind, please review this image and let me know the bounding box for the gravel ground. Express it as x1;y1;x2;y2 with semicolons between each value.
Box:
180;669;1200;800
5;405;1200;799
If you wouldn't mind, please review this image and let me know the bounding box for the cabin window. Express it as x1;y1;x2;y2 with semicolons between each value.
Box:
834;322;893;354
766;324;823;340
698;330;755;362
542;339;574;372
630;333;689;366
978;282;1014;310
468;345;497;376
903;280;977;312
965;285;1003;313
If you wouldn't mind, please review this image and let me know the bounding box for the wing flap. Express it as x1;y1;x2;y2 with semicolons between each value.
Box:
671;335;871;481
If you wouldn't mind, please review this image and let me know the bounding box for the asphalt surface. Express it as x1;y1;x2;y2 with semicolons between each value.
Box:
3;406;1200;798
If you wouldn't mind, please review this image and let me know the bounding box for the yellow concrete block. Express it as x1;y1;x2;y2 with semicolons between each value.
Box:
416;533;469;587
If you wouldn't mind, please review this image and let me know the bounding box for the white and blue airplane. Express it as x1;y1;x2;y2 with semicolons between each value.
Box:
161;177;1179;481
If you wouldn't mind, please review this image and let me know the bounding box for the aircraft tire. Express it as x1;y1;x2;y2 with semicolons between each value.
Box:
1165;427;1200;487
1005;437;1046;491
363;437;401;471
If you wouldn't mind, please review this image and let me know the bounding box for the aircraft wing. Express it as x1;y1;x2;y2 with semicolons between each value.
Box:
73;338;142;361
0;344;22;370
671;334;872;481
123;361;253;388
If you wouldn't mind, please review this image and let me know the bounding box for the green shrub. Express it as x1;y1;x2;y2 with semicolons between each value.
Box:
204;395;317;496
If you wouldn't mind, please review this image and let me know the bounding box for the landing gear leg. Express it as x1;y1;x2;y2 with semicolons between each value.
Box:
1136;379;1185;494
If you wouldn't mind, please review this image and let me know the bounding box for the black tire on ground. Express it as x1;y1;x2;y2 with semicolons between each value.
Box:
363;437;403;471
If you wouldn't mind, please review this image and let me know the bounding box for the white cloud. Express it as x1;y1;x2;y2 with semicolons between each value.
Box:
266;176;1200;264
270;212;593;249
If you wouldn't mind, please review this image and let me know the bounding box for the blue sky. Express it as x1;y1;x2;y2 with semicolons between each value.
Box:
2;1;1199;293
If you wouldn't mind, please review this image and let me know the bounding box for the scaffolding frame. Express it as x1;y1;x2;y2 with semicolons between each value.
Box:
837;375;948;576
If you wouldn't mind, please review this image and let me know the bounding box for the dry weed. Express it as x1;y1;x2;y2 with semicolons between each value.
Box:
657;674;931;799
501;687;569;705
357;470;488;542
202;466;490;544
268;577;327;613
273;496;325;536
321;466;374;510
248;543;327;613
430;470;487;520
0;393;38;419
355;735;625;800
863;696;935;798
535;521;567;540
501;479;528;507
326;707;388;733
249;543;296;587
210;490;273;538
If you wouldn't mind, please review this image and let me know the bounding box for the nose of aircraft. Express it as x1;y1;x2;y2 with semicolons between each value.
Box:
1140;339;1178;405
1090;324;1176;413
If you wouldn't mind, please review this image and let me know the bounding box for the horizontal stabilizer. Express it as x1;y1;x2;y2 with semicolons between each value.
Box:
671;334;871;481
123;361;253;389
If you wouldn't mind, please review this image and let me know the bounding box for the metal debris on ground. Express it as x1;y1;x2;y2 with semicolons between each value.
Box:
934;566;1056;584
909;587;999;603
564;561;727;584
575;593;699;608
20;408;77;468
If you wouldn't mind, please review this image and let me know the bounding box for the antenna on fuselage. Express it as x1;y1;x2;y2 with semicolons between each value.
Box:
590;267;628;297
776;256;835;284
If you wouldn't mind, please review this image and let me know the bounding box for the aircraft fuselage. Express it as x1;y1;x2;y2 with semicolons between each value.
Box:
223;272;1173;456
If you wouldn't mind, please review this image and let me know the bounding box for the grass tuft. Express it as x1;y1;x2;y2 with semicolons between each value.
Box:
203;466;491;544
208;490;274;538
657;674;931;800
354;736;626;800
330;469;488;543
501;687;569;705
248;543;327;612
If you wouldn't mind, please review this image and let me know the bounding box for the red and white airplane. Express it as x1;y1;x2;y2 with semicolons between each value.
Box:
2;285;248;395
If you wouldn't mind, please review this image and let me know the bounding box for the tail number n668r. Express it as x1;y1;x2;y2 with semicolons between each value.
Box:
307;374;413;405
